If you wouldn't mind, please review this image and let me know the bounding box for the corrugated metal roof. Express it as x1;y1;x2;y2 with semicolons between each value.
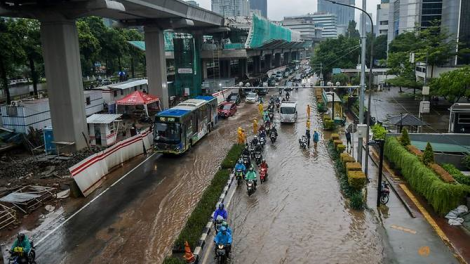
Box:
157;109;190;117
87;114;122;124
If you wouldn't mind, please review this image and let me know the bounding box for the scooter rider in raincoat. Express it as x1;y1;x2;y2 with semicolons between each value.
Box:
213;203;228;221
235;159;246;173
243;143;250;156
221;221;232;235
10;233;31;257
260;159;268;171
245;166;258;188
214;226;232;258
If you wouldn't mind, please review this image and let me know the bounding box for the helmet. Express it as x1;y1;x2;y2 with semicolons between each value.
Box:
218;203;224;210
254;135;258;139
220;226;227;233
249;166;254;171
238;158;243;164
17;233;25;242
262;159;266;163
222;221;228;228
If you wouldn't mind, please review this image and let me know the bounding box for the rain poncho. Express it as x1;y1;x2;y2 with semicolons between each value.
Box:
214;228;232;245
245;170;257;181
11;235;31;253
235;163;246;172
313;131;319;142
213;208;228;220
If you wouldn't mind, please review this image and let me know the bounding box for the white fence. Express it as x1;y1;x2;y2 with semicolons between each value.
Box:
69;128;153;197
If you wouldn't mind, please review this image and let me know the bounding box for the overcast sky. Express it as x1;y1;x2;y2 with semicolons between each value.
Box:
196;0;381;26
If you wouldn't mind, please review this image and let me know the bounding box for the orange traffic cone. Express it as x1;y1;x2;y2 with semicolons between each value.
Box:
184;241;195;263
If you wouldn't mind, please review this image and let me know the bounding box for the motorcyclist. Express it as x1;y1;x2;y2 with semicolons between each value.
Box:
286;91;290;100
251;135;259;147
10;233;31;259
270;126;278;137
214;226;232;258
259;128;267;139
213;203;228;221
260;159;268;171
243;143;250;156
245;166;258;187
275;96;280;104
221;221;232;236
235;159;246;173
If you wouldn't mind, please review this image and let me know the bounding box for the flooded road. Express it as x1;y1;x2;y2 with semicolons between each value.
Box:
33;100;260;263
207;86;386;263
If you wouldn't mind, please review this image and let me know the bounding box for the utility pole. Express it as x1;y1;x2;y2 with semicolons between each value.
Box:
358;0;367;165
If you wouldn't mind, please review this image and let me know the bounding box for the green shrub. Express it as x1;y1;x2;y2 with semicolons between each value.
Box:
350;191;365;210
400;128;411;146
162;257;186;264
173;169;230;250
324;119;335;130
347;171;366;190
463;155;470;170
442;164;470;186
384;137;470;215
221;144;244;169
337;144;346;153
317;102;327;112
422;142;435;165
372;124;387;140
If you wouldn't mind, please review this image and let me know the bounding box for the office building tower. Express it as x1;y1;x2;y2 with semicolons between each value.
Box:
212;0;250;17
317;0;355;26
250;0;267;18
284;13;338;39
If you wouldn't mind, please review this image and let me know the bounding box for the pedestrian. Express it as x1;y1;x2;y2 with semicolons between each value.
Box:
306;129;311;148
313;130;319;149
345;130;352;149
307;104;311;119
253;119;258;135
258;103;263;116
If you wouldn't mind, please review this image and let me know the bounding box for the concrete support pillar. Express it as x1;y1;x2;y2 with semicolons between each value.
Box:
144;25;168;109
274;53;281;67
202;59;208;80
239;58;248;78
253;56;261;74
220;60;230;78
291;52;296;61
40;20;87;152
264;54;272;71
226;60;231;78
284;52;291;65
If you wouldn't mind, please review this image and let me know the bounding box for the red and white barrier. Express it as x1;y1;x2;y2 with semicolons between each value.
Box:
70;128;153;197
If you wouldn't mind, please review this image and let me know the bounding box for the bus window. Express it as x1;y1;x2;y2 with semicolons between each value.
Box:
155;122;181;143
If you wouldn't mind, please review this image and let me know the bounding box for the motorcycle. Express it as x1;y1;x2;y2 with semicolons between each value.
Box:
254;150;262;165
215;244;228;264
242;154;251;169
286;92;290;101
246;180;256;196
299;135;308;149
259;167;268;183
268;112;274;121
380;181;390;205
259;135;266;147
213;215;224;233
235;169;244;186
8;242;36;264
270;132;277;143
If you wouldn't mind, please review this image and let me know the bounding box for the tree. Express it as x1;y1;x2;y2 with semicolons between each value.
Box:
0;18;26;104
346;20;360;39
367;34;387;66
400;128;411;146
430;66;470;103
415;22;458;78
331;73;349;85
77;20;101;76
422;142;435;165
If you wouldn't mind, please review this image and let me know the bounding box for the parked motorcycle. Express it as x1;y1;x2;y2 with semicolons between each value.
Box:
236;169;244;186
380;181;390;205
215;244;228;264
246;180;256;196
259;167;268;183
299;135;308;149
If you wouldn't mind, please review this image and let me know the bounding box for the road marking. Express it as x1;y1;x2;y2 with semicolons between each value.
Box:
35;152;158;246
418;246;431;257
391;224;417;234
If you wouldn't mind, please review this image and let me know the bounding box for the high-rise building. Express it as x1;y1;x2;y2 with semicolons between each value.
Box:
442;0;470;65
282;16;323;42
212;0;250;17
185;0;199;7
250;0;267;18
376;2;389;36
283;13;338;39
317;0;355;26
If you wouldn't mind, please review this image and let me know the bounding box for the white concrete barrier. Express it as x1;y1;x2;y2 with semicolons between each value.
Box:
70;128;152;197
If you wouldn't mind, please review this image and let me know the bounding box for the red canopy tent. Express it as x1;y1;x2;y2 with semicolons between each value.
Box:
116;91;160;116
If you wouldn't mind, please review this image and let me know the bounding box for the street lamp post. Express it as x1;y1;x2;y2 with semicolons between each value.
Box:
325;0;374;176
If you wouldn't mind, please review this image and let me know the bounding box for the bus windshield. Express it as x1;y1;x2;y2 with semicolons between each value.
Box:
155;122;181;143
280;107;296;114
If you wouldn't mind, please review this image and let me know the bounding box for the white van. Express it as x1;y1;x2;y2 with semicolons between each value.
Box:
280;102;298;123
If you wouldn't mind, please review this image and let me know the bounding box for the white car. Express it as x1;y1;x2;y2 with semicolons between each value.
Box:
280;102;298;123
245;92;259;103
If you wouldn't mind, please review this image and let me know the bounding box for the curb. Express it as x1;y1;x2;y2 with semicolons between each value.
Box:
193;170;235;264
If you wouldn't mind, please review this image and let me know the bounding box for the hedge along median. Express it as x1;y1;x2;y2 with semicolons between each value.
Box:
384;137;470;216
163;143;244;263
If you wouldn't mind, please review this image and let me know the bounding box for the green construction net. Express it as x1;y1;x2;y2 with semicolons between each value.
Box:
247;14;292;48
127;31;175;51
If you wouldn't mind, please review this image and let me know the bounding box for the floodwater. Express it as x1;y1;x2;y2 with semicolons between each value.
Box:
30;100;259;263
218;87;386;263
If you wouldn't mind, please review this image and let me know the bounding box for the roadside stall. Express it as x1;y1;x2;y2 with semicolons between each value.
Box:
87;114;122;147
116;91;160;117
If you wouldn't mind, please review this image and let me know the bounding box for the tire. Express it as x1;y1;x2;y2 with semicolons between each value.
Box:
380;194;389;205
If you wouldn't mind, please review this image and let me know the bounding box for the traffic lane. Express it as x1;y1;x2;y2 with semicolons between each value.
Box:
205;87;385;263
35;101;260;263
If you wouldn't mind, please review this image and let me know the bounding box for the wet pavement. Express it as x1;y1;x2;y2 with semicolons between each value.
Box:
20;98;259;263
202;84;387;263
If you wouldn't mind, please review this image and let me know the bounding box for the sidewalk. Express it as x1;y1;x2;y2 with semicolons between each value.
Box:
337;128;461;264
